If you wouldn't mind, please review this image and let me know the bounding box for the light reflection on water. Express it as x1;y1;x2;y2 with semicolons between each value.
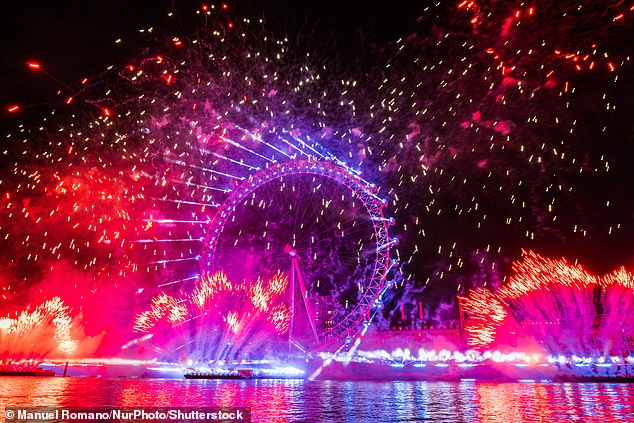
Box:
1;377;633;422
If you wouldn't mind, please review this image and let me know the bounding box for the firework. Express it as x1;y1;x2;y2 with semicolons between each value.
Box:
461;251;634;356
0;0;632;355
0;297;100;359
309;0;633;327
133;271;291;362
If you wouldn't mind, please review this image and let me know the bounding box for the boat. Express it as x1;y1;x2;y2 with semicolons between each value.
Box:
184;369;254;379
184;366;307;380
553;374;634;383
552;363;634;383
0;369;55;377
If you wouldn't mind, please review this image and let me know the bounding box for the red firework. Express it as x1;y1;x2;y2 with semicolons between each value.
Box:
461;251;634;356
133;271;291;361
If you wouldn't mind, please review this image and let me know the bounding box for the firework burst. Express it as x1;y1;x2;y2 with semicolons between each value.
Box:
0;0;632;356
461;251;634;356
133;271;291;362
0;297;102;359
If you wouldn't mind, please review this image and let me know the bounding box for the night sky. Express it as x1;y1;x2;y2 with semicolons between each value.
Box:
1;0;633;332
0;0;420;117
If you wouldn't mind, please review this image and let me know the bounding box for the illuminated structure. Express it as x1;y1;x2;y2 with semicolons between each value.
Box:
202;160;397;350
0;1;632;376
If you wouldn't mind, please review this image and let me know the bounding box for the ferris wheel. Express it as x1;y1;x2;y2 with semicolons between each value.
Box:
201;159;397;350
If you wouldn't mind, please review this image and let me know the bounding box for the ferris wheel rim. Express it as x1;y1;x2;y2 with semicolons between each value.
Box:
201;159;393;343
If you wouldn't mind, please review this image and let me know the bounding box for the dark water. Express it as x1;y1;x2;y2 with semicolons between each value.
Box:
1;377;633;422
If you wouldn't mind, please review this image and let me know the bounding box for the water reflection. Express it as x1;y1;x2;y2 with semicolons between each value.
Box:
0;376;71;406
1;377;633;422
475;382;634;423
476;383;524;422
